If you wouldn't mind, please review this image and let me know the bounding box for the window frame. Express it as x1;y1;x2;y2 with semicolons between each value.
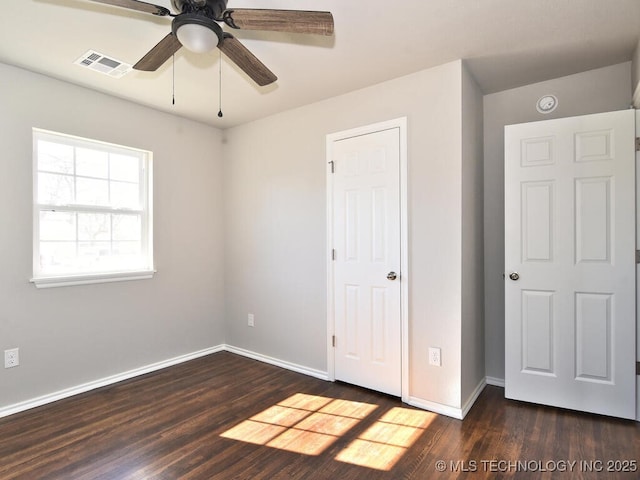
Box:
31;128;154;288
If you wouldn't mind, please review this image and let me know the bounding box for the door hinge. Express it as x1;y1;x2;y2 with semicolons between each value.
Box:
331;249;336;261
332;335;336;347
329;160;335;173
636;250;640;264
636;137;640;152
636;361;640;376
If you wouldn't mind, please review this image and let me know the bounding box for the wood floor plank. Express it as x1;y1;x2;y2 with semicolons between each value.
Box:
1;352;638;479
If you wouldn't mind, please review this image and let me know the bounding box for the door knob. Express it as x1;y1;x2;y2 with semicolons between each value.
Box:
387;271;398;281
509;272;520;281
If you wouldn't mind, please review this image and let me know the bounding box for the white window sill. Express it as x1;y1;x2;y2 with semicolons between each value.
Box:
31;270;155;289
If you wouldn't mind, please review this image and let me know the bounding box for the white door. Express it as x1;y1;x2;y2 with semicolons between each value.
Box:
505;109;636;419
330;127;402;396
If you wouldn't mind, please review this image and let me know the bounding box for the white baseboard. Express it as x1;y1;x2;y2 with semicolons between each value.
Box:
407;378;487;421
486;376;505;388
407;396;464;420
223;345;329;381
0;344;329;420
461;378;487;419
0;345;225;419
0;344;514;423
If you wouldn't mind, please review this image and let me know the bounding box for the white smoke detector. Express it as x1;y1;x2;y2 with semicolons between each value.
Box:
536;94;558;114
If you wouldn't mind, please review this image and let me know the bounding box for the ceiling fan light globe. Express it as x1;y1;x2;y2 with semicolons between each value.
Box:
172;12;224;54
177;24;220;53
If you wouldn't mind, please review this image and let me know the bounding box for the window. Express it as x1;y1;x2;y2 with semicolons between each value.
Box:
32;129;153;287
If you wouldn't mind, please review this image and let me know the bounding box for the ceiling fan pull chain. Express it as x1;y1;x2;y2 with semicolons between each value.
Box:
218;49;223;118
172;54;176;105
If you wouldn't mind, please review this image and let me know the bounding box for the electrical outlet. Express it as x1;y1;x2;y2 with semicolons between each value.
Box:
428;347;441;367
248;313;255;327
4;348;19;368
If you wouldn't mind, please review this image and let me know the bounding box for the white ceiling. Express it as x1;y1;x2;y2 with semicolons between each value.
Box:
1;0;639;128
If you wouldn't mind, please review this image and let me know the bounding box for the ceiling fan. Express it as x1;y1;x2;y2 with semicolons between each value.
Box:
86;0;334;86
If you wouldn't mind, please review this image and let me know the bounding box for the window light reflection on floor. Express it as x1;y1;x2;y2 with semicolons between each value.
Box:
335;407;436;471
220;394;435;471
220;393;378;456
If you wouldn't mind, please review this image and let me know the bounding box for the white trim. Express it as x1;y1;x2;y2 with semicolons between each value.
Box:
223;345;329;381
486;376;506;388
399;118;409;403
325;117;409;402
326;153;336;382
0;345;329;419
461;378;487;419
407;378;487;421
407;396;464;420
636;381;639;422
0;345;224;419
636;109;640;423
32;128;154;285
31;270;155;288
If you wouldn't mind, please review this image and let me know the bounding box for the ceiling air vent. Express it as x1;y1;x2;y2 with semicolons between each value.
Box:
74;50;132;79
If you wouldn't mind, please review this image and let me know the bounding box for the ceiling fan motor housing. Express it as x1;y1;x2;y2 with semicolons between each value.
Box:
171;0;229;19
172;12;223;42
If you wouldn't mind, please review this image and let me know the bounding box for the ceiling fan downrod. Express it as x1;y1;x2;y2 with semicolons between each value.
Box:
171;0;228;19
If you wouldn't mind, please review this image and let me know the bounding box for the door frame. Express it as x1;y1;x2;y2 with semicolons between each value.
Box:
326;117;409;402
636;110;640;423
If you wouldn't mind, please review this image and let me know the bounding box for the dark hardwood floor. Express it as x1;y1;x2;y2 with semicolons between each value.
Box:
0;351;638;479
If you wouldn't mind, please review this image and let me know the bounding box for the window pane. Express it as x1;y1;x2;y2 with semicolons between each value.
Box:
38;140;73;174
110;153;140;182
76;148;108;179
40;211;76;241
111;181;140;209
112;242;144;270
112;241;141;256
38;172;74;205
40;241;76;272
112;214;141;241
78;242;112;270
76;177;109;206
78;213;111;241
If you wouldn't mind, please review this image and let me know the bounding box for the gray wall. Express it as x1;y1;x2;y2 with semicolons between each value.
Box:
461;64;485;403
0;63;226;408
483;62;633;381
223;60;484;411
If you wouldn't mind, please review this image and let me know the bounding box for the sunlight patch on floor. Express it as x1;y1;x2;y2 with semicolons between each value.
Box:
335;407;436;471
220;395;435;469
220;393;378;456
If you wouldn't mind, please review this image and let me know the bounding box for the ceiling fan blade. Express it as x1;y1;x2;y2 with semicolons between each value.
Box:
133;33;182;71
222;9;334;36
87;0;171;16
218;34;277;87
